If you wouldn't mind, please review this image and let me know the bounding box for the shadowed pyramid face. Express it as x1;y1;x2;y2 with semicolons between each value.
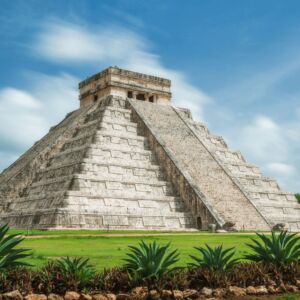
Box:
78;67;172;107
0;68;298;231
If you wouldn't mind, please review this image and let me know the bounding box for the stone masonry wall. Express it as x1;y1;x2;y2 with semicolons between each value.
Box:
128;99;270;231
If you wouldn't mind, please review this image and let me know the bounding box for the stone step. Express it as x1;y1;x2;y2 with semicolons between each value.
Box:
65;205;193;218
84;156;159;169
255;200;300;209
201;134;228;149
187;120;209;135
74;115;139;139
85;106;132;123
52;144;156;168
99;121;138;137
61;134;95;152
10;197;189;215
223;161;262;177
37;161;163;181
62;129;148;152
244;184;280;193
73;119;100;137
247;190;296;202
25;190;180;203
48;147;88;166
1;209;196;229
72;176;174;196
214;149;245;164
260;206;300;217
101;115;138;128
35;163;82;181
263;213;300;223
87;197;186;212
86;147;155;163
72;182;174;198
30;174;175;198
31;173;171;189
238;176;280;192
70;171;166;185
28;178;72;195
89;142;150;154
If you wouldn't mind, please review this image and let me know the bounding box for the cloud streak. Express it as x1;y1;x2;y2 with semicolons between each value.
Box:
0;72;78;170
32;20;211;120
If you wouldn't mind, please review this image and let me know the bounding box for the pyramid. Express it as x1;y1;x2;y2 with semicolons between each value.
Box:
0;67;299;231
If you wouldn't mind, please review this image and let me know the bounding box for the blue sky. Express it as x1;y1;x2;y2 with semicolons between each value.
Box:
0;0;299;192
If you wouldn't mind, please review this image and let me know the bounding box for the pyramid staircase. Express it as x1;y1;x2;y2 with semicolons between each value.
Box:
183;115;300;232
128;100;299;232
0;97;195;229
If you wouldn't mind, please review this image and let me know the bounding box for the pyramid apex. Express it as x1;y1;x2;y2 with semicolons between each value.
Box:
79;67;172;107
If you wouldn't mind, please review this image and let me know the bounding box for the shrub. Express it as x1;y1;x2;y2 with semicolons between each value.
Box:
189;244;239;272
0;267;33;293
55;257;95;291
244;231;300;266
97;267;131;293
295;194;300;204
123;240;179;284
31;261;66;294
0;224;31;270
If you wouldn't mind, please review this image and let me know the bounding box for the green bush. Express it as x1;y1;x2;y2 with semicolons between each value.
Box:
97;267;131;293
189;244;239;272
0;224;31;270
244;231;300;266
295;193;300;204
55;257;95;291
123;240;179;283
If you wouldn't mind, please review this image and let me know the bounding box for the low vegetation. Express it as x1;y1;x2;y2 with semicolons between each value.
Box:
296;193;300;204
245;231;300;266
124;240;179;284
1;226;300;298
0;224;31;270
189;244;239;272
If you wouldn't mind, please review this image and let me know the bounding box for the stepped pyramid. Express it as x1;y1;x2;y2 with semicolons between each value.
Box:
0;67;299;231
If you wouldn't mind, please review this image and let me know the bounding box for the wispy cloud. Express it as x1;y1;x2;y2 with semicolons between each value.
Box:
0;72;78;170
32;20;211;120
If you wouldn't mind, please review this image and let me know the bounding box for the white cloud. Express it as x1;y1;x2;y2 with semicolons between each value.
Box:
238;115;287;162
266;162;296;176
0;88;41;109
32;20;210;120
222;114;299;191
33;22;146;63
0;72;78;171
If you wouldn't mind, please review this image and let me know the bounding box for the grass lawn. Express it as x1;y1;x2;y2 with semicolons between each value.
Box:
17;231;259;270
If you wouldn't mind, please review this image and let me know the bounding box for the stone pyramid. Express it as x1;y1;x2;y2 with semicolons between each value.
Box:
0;67;299;231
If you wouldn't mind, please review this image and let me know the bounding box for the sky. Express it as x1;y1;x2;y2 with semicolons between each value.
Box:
0;0;299;192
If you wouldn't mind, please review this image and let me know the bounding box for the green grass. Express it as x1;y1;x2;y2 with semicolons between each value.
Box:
19;233;257;270
9;228;203;236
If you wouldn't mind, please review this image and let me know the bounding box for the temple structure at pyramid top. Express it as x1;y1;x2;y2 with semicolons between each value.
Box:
79;67;172;107
0;67;299;231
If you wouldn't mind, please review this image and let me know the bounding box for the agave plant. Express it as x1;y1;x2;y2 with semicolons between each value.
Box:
189;244;239;272
244;231;300;266
0;224;31;270
123;240;179;282
56;257;95;288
